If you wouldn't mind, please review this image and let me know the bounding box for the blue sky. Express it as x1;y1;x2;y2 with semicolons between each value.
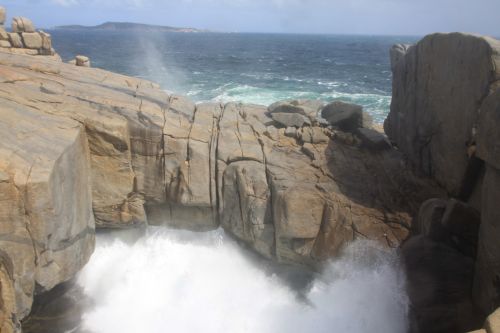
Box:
2;0;499;36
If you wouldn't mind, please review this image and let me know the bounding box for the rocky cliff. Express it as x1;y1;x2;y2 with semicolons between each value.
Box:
0;29;447;332
386;33;500;332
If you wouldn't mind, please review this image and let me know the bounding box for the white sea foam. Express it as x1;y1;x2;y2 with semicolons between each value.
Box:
77;228;408;333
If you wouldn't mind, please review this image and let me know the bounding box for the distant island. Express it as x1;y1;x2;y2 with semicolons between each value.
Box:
55;21;209;33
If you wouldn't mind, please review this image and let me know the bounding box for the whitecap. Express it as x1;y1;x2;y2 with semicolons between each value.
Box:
77;228;409;333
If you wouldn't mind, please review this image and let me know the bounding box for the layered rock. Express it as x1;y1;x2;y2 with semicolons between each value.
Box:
386;32;500;331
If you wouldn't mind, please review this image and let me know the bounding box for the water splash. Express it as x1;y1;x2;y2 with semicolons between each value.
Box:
77;228;408;333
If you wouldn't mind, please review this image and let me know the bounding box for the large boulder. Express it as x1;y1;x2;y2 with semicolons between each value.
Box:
12;17;35;33
385;32;500;317
321;100;363;131
385;33;500;196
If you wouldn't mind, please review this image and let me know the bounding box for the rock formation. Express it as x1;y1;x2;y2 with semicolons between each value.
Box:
0;7;58;59
68;55;91;67
1;5;498;332
386;32;500;332
0;31;445;330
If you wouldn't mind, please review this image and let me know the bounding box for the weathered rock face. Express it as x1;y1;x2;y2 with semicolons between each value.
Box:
386;32;500;330
0;46;445;328
385;33;500;197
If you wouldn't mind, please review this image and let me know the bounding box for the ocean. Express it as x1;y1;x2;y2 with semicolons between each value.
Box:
50;31;419;123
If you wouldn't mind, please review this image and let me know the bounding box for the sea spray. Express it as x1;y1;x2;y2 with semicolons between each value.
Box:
77;228;408;333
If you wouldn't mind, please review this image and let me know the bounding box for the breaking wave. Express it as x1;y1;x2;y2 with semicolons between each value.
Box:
77;228;408;333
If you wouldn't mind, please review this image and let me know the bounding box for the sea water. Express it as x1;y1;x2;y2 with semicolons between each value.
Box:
50;31;418;123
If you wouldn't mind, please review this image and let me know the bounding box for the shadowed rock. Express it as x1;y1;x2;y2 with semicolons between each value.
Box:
321;100;363;131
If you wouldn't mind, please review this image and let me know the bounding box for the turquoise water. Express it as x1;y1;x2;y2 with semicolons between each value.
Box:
50;31;419;122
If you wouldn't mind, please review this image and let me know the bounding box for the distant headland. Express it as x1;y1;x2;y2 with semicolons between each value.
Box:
55;21;210;33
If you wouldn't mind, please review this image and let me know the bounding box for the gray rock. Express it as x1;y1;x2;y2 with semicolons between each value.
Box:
0;40;10;48
384;33;500;195
271;112;310;128
321;101;363;131
385;33;500;318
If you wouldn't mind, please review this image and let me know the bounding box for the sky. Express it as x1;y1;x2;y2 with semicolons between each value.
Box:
1;0;500;36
